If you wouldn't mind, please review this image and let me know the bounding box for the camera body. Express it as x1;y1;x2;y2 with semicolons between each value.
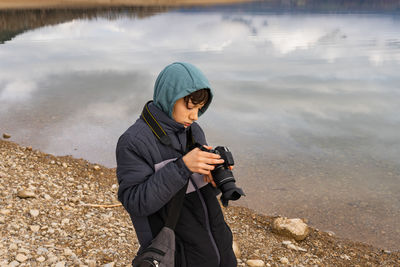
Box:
198;145;245;206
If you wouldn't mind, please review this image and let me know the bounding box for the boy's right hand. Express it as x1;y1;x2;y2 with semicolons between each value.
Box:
182;146;224;175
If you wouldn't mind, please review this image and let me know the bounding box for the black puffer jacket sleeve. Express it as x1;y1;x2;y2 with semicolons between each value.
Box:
116;133;192;217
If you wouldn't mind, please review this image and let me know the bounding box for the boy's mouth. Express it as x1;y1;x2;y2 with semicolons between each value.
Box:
184;122;192;127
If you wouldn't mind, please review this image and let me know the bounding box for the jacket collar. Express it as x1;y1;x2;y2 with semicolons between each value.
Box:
147;102;187;134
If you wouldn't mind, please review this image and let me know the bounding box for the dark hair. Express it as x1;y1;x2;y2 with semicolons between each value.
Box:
184;89;210;107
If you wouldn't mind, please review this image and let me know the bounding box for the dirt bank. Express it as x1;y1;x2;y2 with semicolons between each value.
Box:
0;0;252;9
0;139;399;266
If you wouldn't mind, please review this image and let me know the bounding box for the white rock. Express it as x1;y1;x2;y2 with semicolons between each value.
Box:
64;248;73;256
272;217;309;241
232;241;241;258
36;256;46;262
87;260;96;267
17;248;29;254
55;261;66;267
103;263;115;267
44;194;52;200
280;257;289;264
93;165;100;170
0;209;11;215
30;225;40;232
0;216;5;224
15;254;28;262
30;209;39;217
287;243;307;252
8;260;20;267
9;243;18;250
246;259;265;267
17;190;36;198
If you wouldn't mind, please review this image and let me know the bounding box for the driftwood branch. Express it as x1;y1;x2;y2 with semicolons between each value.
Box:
82;203;122;208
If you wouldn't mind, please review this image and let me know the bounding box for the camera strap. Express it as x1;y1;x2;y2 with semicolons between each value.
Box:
141;100;195;229
142;100;173;147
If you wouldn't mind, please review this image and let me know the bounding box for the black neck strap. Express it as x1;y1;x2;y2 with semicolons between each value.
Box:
141;101;172;147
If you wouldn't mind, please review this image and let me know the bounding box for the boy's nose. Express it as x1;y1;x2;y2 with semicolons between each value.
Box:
189;111;198;121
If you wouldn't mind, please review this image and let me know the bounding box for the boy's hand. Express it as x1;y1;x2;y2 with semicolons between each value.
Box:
204;173;217;187
182;145;224;175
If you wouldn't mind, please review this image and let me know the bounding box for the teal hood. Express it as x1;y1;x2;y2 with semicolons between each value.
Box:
153;62;213;118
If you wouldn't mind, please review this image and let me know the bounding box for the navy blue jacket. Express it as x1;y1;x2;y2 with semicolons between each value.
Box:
116;103;237;267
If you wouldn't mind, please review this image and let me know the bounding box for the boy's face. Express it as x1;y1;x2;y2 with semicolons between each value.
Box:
172;97;205;128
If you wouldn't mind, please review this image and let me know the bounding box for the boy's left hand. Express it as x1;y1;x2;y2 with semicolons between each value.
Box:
203;164;234;188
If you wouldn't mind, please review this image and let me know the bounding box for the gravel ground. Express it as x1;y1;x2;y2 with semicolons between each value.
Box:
1;139;399;266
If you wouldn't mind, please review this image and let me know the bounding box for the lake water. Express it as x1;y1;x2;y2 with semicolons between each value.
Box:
1;2;399;250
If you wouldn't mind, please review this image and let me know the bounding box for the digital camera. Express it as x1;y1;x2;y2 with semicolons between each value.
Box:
199;145;245;206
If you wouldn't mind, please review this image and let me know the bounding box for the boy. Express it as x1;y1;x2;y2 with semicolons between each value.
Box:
116;62;237;266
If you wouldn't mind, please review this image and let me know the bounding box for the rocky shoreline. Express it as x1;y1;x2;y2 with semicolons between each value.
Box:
0;139;399;266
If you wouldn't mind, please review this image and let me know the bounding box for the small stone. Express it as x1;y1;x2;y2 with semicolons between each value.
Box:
8;260;19;267
93;165;101;170
36;256;46;262
15;254;28;262
9;243;18;250
246;259;265;267
87;260;96;267
280;257;289;264
287;243;307;252
3;133;11;139
326;230;336;236
341;254;351;260
44;194;52;200
30;209;39;217
55;261;66;267
103;263;115;267
0;209;11;215
30;225;40;232
64;248;73;256
232;241;241;258
17;190;36;199
62;162;68;168
0;216;5;224
18;248;29;254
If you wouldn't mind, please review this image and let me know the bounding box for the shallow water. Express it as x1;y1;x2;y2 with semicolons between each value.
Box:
1;2;400;250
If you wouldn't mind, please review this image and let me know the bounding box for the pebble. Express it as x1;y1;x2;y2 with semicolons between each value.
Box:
246;259;265;267
280;257;289;264
17;190;36;198
55;261;66;267
36;256;46;262
8;260;19;267
15;254;28;262
3;133;11;139
232;241;241;258
9;243;18;250
30;225;40;232
29;209;40;217
0;216;5;224
93;165;101;170
0;209;11;215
